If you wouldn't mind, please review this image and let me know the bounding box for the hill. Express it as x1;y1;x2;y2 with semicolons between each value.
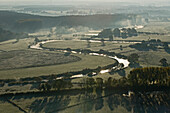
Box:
0;28;28;42
0;11;143;33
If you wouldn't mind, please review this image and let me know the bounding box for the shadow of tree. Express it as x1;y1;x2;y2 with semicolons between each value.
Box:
2;88;169;113
117;69;126;76
95;90;104;111
29;95;71;113
105;91;170;113
109;69;126;76
79;92;95;113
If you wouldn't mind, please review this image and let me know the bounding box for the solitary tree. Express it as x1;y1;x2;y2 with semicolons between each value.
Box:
120;45;123;51
128;53;139;64
105;77;113;88
39;43;43;48
96;78;103;88
113;28;120;37
101;39;105;46
65;80;73;89
131;28;138;36
160;58;168;67
109;35;113;41
86;78;95;88
34;37;39;44
87;39;91;48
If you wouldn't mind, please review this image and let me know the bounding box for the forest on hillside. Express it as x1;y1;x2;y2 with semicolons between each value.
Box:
0;11;144;33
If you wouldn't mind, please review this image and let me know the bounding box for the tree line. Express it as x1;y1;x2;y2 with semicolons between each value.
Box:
128;67;170;87
38;67;170;91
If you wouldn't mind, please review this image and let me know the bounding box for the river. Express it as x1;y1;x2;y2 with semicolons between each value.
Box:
30;39;130;78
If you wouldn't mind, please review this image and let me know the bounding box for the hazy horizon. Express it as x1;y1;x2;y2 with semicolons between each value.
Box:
0;0;170;6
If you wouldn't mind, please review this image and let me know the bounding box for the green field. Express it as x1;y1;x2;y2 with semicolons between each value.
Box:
0;50;80;70
0;38;33;51
0;21;169;80
44;40;132;52
0;11;170;113
0;92;132;113
0;37;117;79
0;51;115;79
1;90;168;113
0;101;23;113
44;39;170;66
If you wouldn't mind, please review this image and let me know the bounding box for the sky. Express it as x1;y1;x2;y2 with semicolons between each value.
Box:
0;0;169;5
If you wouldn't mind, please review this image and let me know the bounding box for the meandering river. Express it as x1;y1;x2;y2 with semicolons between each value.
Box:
30;39;130;78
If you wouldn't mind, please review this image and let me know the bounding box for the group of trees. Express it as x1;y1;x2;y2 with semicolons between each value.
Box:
38;67;170;92
85;67;170;89
129;39;170;54
92;67;169;89
120;28;138;38
5;65;168;92
79;77;104;89
98;28;138;39
0;11;140;33
78;77;127;90
160;58;169;67
128;67;170;87
38;79;73;91
129;39;166;51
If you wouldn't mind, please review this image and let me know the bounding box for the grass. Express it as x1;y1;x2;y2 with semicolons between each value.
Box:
137;21;170;33
0;84;33;94
0;21;169;80
0;37;116;79
0;38;33;51
0;50;80;70
6;92;131;113
1;13;170;113
44;39;170;79
138;49;170;67
0;101;23;113
43;40;132;51
0;51;115;79
113;34;170;42
0;35;168;80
